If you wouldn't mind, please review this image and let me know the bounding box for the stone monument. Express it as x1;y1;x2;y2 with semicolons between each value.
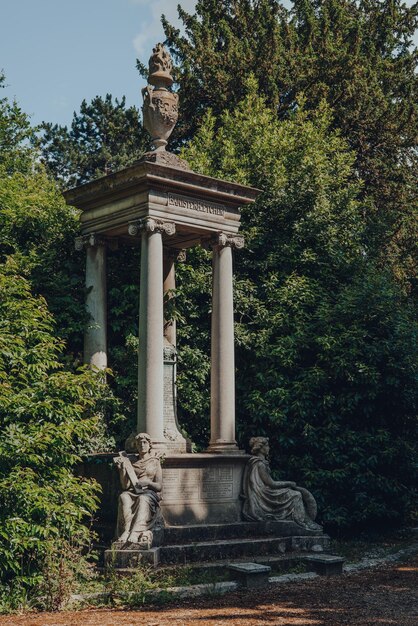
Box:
113;432;164;548
242;436;321;531
68;44;328;567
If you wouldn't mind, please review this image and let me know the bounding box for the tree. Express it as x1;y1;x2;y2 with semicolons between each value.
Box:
151;0;417;292
0;82;115;607
0;260;106;607
0;73;34;174
38;94;148;187
177;82;418;531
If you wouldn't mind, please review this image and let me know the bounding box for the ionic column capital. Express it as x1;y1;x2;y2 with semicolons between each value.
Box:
75;233;108;251
128;218;176;237
209;233;245;250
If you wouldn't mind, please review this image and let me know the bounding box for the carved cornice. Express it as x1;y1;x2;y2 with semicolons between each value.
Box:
128;218;176;237
75;233;108;251
210;233;245;250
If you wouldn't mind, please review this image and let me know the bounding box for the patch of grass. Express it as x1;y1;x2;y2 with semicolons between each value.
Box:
330;529;416;563
270;560;307;575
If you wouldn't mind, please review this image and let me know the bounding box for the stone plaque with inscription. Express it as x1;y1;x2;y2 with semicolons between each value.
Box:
167;192;225;217
161;455;249;525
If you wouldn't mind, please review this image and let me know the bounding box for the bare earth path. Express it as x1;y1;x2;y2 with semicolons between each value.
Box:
1;555;417;626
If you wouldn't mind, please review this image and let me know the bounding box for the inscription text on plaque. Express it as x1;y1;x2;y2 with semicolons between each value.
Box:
168;193;225;217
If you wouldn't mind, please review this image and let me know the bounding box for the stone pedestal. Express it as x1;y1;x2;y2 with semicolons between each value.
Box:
104;546;161;568
228;562;271;588
160;453;249;525
163;341;191;452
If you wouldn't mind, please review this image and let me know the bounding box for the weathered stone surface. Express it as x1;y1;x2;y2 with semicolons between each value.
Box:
141;151;191;171
162;341;190;452
104;546;161;568
142;44;178;152
305;554;345;576
160;454;249;525
158;534;330;565
64;159;259;249
164;521;326;544
228;562;271;588
242;437;322;532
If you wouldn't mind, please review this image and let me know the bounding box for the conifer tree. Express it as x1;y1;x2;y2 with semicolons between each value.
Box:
153;0;417;291
38;94;148;187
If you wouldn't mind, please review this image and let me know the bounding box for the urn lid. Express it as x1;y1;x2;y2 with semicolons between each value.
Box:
148;43;174;88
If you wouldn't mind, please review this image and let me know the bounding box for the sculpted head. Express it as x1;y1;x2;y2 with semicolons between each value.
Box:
249;436;269;457
135;432;152;455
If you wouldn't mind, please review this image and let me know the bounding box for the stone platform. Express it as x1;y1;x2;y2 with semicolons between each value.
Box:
82;453;329;569
104;521;329;568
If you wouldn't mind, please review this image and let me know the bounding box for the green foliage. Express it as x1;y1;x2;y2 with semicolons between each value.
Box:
175;247;212;444
180;85;418;530
0;160;87;352
0;73;34;175
0;261;106;607
0;80;121;611
37;94;148;187
158;0;418;293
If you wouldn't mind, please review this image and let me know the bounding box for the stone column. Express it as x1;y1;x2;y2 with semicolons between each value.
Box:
76;234;108;370
129;218;175;448
208;233;244;454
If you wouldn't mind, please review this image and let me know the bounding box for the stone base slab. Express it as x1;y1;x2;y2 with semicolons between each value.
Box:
105;546;161;568
305;554;345;576
106;534;330;568
164;520;325;544
228;562;271;588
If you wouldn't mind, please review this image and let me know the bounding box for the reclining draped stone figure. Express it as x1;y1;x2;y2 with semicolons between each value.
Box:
113;432;164;549
242;436;322;531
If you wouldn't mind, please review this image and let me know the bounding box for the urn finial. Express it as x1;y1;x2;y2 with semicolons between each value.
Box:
142;43;178;152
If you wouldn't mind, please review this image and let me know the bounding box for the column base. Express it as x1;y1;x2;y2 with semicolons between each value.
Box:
206;441;245;455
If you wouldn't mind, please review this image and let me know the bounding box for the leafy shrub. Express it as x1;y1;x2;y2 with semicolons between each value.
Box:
180;82;418;531
0;261;106;609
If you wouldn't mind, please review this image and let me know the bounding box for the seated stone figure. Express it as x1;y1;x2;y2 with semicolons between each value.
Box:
114;432;164;548
242;436;321;531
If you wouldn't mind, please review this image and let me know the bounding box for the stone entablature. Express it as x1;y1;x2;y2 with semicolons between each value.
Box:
64;158;259;250
167;192;225;217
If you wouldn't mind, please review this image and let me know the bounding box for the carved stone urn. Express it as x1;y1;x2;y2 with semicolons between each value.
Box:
142;43;178;152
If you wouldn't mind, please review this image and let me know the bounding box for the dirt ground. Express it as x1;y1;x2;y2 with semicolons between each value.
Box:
0;555;417;626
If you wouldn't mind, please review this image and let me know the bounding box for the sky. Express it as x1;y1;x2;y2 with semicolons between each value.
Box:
1;0;197;128
1;0;416;130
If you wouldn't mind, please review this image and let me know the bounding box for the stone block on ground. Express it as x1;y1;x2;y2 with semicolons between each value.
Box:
305;554;345;576
228;562;271;588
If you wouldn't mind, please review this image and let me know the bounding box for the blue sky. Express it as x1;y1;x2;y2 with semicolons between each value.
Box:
1;0;416;129
1;0;197;127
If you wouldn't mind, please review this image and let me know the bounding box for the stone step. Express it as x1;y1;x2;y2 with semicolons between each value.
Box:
158;534;329;565
99;551;321;576
164;520;324;545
